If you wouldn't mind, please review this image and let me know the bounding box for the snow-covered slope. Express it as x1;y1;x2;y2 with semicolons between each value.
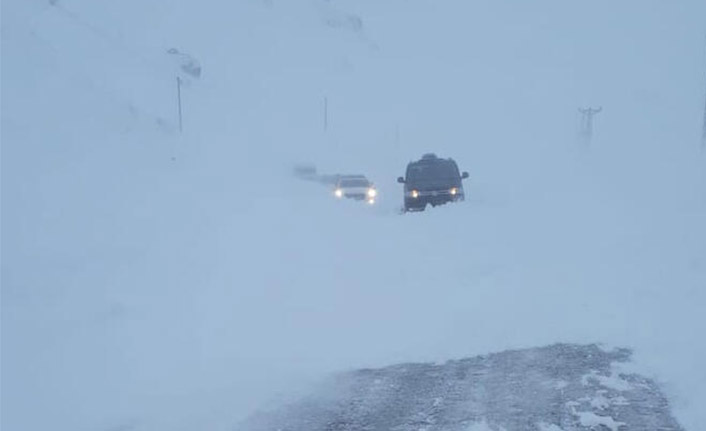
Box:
2;1;705;431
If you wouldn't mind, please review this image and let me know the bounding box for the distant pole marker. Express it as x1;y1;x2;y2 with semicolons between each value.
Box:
177;76;183;133
701;85;706;150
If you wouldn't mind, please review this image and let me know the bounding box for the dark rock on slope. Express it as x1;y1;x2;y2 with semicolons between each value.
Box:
240;344;683;431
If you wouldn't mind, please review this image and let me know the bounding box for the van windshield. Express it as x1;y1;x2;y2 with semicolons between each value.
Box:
407;161;459;182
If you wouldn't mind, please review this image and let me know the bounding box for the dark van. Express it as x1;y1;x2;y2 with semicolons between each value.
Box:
397;153;469;212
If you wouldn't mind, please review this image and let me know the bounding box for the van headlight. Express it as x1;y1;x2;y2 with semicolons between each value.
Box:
367;188;377;198
450;187;458;195
335;189;343;198
411;190;419;199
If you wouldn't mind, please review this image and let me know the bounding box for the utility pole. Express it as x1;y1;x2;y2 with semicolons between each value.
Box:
578;107;602;146
177;76;183;133
702;35;706;150
701;88;706;150
324;96;328;132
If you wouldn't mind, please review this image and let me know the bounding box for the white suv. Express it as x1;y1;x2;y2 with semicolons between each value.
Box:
333;175;377;204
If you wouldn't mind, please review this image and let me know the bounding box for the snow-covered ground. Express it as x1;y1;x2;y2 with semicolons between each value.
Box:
2;1;705;430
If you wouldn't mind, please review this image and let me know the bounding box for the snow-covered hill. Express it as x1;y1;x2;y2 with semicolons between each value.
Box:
2;1;705;431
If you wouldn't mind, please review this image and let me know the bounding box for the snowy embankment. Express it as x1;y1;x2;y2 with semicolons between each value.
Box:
2;1;705;431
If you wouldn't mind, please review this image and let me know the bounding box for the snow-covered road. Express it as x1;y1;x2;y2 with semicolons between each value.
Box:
242;344;683;430
2;1;705;430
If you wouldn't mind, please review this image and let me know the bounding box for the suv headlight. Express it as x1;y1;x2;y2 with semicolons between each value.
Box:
450;187;458;195
411;190;419;198
335;189;343;198
367;188;377;198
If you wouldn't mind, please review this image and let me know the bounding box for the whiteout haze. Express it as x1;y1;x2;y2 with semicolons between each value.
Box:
2;1;705;431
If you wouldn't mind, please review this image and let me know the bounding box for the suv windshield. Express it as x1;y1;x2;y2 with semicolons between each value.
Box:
340;179;369;188
407;161;459;183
